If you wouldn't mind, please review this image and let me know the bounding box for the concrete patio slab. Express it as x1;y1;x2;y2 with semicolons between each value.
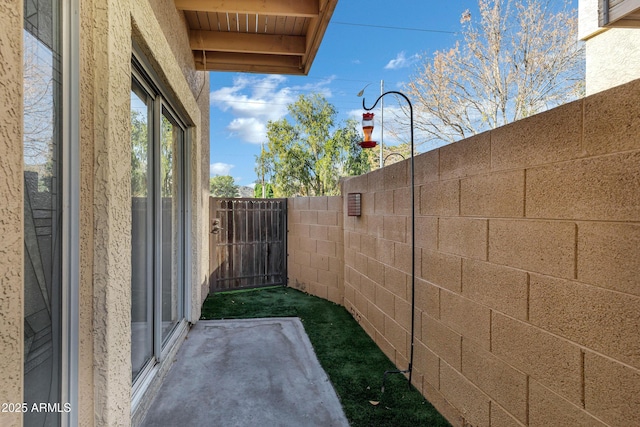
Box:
140;318;349;427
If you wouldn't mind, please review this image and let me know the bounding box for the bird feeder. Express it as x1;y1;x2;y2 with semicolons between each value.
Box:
360;112;377;148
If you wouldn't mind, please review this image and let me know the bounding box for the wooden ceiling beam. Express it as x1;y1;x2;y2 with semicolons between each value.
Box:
300;0;337;74
190;30;306;56
194;51;304;74
175;0;319;18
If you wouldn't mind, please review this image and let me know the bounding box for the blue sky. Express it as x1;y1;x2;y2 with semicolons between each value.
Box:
207;1;574;187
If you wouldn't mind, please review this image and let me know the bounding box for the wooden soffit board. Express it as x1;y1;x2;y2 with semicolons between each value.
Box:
175;0;339;75
600;0;640;27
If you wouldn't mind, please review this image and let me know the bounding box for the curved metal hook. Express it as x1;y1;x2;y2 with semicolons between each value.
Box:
384;152;406;164
362;90;412;113
361;91;414;154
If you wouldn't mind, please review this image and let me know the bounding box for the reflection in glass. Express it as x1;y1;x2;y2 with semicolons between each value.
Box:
161;113;183;342
23;0;62;425
130;84;153;380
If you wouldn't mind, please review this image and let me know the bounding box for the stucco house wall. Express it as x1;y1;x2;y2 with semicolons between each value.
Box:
579;0;640;94
90;1;211;424
0;0;210;425
0;3;25;427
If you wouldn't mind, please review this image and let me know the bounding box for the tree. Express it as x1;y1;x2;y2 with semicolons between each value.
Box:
130;110;148;197
404;0;584;145
363;143;413;171
254;182;274;198
130;111;177;198
23;31;56;192
256;94;369;197
210;175;240;197
160;116;175;198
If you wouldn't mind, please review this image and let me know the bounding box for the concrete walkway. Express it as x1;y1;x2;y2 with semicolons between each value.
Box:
141;318;349;427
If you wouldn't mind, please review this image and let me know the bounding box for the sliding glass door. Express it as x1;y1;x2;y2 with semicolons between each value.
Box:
131;81;154;379
131;57;187;384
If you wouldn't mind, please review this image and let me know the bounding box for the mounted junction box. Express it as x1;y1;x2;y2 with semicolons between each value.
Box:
347;193;361;217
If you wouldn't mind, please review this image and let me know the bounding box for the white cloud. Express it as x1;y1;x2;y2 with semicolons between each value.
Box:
384;51;419;70
211;76;292;121
210;162;234;176
210;75;296;144
227;117;266;144
210;74;338;145
290;75;335;99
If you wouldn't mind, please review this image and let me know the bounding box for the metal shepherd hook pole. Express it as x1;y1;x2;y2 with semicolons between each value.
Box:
359;89;416;389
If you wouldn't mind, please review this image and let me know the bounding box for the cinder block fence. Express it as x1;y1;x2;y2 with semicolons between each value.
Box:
287;78;640;427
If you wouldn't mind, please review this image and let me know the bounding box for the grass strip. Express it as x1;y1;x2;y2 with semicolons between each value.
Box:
201;287;450;427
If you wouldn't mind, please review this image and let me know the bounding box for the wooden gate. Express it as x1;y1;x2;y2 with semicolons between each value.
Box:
209;197;287;292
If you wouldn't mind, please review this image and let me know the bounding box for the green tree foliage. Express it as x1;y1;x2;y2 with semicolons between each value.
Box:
160;115;176;198
210;175;240;198
131;111;178;198
256;94;370;197
254;182;275;198
131;110;149;197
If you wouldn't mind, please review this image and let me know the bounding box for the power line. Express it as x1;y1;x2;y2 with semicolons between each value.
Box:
209;83;406;106
210;76;375;92
209;75;406;98
209;97;371;112
300;75;372;84
331;21;457;35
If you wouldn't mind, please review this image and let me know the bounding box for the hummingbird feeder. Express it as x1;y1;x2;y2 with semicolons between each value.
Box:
360;112;377;148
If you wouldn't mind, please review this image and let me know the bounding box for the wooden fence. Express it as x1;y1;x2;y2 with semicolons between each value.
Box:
209;197;287;292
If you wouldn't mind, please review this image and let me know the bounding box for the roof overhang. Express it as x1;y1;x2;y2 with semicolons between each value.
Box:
600;0;640;27
175;0;339;75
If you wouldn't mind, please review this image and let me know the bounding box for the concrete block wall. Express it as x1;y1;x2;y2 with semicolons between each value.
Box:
288;78;640;427
287;196;344;304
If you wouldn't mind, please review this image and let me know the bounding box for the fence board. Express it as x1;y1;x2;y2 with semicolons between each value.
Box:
209;197;287;292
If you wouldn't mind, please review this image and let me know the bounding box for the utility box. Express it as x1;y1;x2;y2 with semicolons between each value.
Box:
347;193;361;217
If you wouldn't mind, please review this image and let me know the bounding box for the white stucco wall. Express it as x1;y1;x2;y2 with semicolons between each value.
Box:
580;0;640;95
585;28;640;95
579;0;604;39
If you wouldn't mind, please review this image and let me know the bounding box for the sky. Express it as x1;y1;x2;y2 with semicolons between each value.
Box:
207;0;574;188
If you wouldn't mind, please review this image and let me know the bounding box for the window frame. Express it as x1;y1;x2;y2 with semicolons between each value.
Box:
60;1;80;425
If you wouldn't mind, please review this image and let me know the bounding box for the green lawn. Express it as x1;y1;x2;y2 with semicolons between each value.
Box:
201;286;450;427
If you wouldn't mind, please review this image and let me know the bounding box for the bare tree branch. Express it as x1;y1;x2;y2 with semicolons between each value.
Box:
404;0;584;147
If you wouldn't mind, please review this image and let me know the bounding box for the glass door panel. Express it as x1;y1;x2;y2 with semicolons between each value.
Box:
160;110;183;342
130;82;153;380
